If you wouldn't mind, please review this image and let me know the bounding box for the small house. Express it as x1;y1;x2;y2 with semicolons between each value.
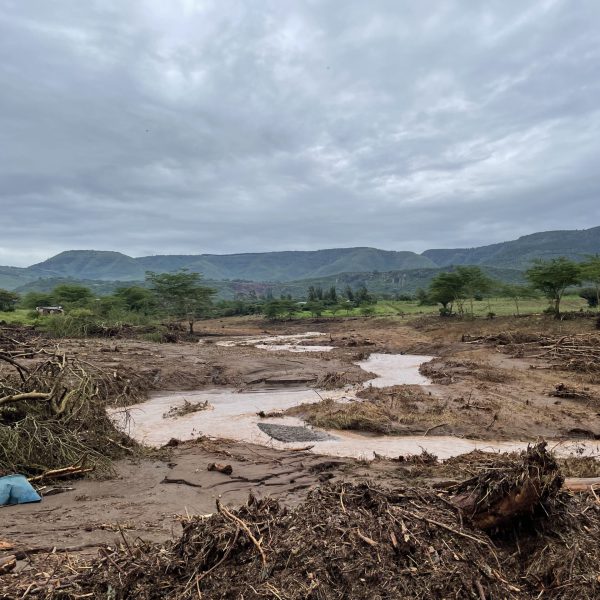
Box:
36;306;64;315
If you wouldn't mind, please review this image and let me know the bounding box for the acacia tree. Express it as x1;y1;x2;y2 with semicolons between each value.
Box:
428;267;493;316
114;286;156;315
52;284;94;307
146;270;214;334
454;266;493;315
580;255;600;311
525;258;581;318
428;272;463;314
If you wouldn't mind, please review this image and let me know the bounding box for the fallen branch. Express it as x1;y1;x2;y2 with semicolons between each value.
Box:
423;422;449;436
161;477;202;488
0;391;51;407
216;499;267;567
28;463;93;482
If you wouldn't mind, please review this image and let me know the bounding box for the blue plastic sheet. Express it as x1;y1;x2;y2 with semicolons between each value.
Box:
0;474;42;506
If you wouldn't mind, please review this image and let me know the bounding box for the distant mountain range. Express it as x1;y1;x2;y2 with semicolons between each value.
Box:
1;226;599;296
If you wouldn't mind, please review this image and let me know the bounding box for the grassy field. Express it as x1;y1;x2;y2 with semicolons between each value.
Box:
0;308;38;325
290;295;590;319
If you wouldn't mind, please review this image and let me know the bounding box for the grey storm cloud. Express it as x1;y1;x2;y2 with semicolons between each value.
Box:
1;0;600;266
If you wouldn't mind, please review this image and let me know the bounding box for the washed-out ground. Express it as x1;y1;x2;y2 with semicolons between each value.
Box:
2;313;600;574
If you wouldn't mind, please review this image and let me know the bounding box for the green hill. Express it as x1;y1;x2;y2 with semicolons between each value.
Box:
23;247;437;283
1;226;599;293
423;226;600;268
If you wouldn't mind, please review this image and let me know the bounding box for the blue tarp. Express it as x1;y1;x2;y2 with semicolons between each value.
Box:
0;474;42;506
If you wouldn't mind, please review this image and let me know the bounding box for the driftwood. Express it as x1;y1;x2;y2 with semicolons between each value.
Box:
452;477;545;530
0;555;16;574
28;462;93;482
449;443;563;530
462;332;600;374
563;477;600;492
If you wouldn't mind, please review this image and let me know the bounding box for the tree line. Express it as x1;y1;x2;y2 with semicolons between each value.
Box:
1;271;214;334
1;257;598;330
422;256;600;318
0;274;379;329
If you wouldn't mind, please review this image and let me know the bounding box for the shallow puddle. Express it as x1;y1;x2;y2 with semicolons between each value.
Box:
356;353;433;387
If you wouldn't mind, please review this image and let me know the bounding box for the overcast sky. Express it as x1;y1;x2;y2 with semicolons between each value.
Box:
1;1;600;266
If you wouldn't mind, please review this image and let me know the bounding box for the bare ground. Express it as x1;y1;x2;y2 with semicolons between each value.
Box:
2;313;600;588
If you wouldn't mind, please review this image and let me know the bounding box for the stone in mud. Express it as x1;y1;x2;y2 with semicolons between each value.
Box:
257;422;336;443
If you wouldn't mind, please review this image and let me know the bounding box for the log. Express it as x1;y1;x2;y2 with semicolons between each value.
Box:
563;477;600;492
160;477;202;488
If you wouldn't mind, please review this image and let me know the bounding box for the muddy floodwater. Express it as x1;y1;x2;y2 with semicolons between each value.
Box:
356;353;433;387
110;349;600;460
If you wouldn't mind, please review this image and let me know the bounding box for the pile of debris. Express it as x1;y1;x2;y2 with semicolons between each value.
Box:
0;329;143;480
3;444;598;599
463;331;600;377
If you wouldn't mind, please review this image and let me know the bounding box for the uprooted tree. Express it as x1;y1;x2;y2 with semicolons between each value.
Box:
0;331;139;477
146;270;215;334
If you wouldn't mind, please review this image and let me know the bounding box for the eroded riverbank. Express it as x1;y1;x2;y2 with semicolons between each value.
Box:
111;347;600;459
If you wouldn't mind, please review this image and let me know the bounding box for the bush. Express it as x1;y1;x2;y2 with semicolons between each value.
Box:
578;287;599;308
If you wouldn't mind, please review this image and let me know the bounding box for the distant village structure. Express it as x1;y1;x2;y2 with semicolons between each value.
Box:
35;306;64;315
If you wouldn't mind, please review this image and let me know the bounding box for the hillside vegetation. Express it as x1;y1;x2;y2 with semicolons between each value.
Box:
423;226;600;268
1;226;599;294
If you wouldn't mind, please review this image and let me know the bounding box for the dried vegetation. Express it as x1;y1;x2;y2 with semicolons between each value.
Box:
0;328;144;478
3;444;599;599
463;331;600;381
286;386;451;435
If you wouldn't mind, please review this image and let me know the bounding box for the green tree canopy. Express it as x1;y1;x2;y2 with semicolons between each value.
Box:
428;267;494;315
114;286;156;315
146;271;214;333
525;257;581;318
52;284;94;307
20;291;55;310
578;287;599;308
262;299;296;321
0;289;19;312
428;272;463;314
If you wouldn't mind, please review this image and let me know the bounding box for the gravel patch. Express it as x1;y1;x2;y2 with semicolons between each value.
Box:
257;422;336;443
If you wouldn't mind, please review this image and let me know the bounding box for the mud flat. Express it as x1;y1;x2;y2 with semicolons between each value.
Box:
111;350;600;460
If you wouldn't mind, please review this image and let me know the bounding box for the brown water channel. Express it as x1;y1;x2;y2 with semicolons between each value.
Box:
110;343;600;460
